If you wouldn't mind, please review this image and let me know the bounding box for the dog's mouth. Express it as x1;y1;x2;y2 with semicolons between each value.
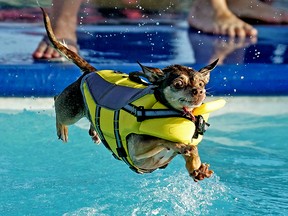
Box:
179;97;202;108
179;98;192;104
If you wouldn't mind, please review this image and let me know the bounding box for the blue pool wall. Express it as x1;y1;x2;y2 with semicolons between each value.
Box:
1;63;288;97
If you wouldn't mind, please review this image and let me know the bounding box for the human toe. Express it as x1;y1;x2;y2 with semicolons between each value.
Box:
234;26;246;38
42;46;60;59
32;41;49;59
244;24;258;37
227;26;236;37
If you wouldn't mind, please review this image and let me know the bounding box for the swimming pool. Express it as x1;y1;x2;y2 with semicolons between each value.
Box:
1;97;288;215
0;13;288;216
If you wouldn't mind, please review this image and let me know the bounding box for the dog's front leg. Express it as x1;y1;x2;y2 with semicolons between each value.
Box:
182;146;213;182
89;124;101;144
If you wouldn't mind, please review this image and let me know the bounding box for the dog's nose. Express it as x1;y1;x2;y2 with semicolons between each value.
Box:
192;89;198;95
192;88;205;95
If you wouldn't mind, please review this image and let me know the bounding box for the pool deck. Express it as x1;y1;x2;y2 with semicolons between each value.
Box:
0;22;287;97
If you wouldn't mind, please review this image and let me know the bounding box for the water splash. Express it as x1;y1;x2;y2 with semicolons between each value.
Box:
79;0;94;37
63;206;108;216
133;172;228;215
62;170;228;216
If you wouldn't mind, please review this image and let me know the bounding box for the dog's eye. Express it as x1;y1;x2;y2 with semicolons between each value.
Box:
173;80;185;89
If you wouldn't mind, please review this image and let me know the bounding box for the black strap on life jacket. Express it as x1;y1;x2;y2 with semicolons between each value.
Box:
94;106;120;160
113;110;135;170
95;99;209;174
123;103;210;139
122;103;191;122
93;104;157;173
95;106;143;172
113;110;156;174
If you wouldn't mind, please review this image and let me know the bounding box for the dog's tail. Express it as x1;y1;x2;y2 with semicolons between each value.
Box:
40;7;96;73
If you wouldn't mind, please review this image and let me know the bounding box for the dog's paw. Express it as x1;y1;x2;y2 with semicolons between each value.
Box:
56;122;68;142
190;163;214;182
89;128;101;144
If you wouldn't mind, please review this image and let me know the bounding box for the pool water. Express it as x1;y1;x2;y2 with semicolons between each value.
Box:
1;97;288;215
0;5;288;215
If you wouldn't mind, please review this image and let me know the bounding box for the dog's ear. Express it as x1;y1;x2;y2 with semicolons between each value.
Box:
137;61;165;84
198;58;219;83
199;59;219;74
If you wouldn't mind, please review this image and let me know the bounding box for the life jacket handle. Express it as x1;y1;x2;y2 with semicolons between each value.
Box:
128;71;150;86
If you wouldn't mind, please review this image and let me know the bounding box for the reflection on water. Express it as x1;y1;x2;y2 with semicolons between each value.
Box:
77;25;195;64
188;27;288;65
76;25;288;65
188;30;257;65
0;23;287;97
0;23;287;65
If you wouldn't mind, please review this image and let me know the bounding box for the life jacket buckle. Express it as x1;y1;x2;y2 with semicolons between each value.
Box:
136;106;146;122
193;115;210;139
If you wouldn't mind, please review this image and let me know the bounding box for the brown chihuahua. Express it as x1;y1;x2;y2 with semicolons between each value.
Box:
41;8;218;182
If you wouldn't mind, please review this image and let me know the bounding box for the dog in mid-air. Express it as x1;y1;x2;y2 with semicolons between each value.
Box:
41;8;218;182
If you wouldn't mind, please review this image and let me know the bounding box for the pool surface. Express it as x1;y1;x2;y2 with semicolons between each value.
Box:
0;22;287;97
1;97;288;215
0;9;288;216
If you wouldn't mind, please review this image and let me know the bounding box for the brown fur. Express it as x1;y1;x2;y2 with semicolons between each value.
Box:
41;8;218;181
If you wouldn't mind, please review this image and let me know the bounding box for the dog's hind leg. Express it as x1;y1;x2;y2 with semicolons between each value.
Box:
53;95;67;142
56;118;68;142
54;77;86;142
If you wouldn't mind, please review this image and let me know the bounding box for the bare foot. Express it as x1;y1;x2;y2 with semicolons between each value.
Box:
188;0;258;38
32;27;78;60
33;0;81;60
228;0;288;23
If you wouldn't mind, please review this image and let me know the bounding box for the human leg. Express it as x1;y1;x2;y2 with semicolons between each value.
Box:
228;0;288;23
33;0;81;59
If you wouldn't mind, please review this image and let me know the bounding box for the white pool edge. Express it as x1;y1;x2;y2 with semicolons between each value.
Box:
0;97;287;116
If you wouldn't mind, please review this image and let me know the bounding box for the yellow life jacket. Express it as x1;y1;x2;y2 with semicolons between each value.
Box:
80;70;226;173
